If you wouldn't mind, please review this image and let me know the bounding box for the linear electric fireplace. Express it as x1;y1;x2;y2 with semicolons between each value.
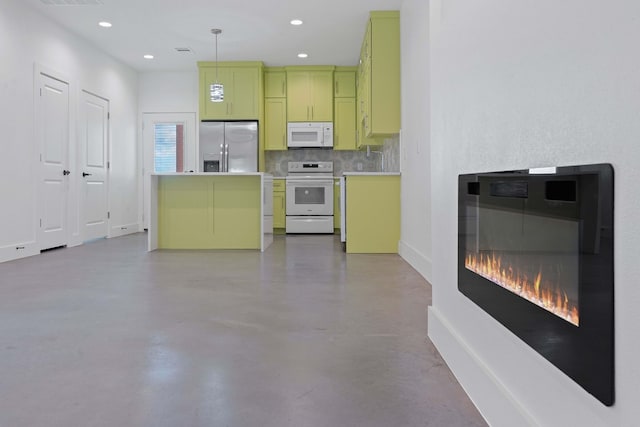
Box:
458;164;614;406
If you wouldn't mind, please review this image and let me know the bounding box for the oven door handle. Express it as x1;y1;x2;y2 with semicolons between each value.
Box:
286;179;333;186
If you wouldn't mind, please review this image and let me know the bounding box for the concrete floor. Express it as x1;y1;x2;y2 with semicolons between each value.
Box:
0;233;486;427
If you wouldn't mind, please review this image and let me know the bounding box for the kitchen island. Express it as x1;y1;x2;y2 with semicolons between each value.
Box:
148;173;273;251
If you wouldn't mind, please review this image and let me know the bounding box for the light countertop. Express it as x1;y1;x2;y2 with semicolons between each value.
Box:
152;172;271;177
342;172;401;176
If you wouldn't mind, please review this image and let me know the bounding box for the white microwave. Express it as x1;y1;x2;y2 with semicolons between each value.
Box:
287;122;333;148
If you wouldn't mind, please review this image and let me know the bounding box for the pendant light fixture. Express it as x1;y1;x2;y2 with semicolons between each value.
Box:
210;28;224;102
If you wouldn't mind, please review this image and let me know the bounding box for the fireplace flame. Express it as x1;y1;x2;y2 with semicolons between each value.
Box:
465;252;579;326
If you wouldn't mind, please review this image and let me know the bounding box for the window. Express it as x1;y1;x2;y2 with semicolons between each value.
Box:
154;123;184;173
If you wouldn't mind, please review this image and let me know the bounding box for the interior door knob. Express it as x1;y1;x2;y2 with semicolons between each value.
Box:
63;170;70;176
82;172;92;177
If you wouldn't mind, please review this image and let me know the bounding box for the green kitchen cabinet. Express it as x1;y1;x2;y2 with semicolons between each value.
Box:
334;178;341;230
345;174;400;253
264;69;286;98
264;98;287;150
273;179;286;229
357;11;400;137
334;97;356;151
285;67;335;122
198;62;263;120
334;69;357;98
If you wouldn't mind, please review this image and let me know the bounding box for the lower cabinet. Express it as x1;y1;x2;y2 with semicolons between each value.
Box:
273;179;286;229
334;178;341;230
345;174;400;253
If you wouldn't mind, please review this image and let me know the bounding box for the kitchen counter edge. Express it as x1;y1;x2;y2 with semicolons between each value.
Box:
342;172;401;176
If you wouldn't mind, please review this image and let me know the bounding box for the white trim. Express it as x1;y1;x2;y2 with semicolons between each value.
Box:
398;239;432;283
109;223;141;238
428;306;537;427
0;241;39;264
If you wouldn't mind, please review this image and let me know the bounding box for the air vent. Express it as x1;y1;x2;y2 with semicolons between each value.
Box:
175;47;194;53
40;0;103;5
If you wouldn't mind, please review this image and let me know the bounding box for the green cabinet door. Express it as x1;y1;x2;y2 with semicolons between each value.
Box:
286;71;310;122
273;180;286;229
334;178;341;230
309;71;333;121
265;98;287;150
200;67;232;119
334;70;356;98
334;98;356;150
264;70;286;97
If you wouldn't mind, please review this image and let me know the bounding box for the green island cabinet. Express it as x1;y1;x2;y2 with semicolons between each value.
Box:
356;11;400;147
198;62;264;120
285;66;335;122
273;179;286;229
333;67;357;151
264;68;287;151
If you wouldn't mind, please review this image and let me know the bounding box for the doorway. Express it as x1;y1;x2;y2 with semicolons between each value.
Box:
142;113;196;229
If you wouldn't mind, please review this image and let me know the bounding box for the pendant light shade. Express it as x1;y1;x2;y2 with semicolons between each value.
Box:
210;29;224;103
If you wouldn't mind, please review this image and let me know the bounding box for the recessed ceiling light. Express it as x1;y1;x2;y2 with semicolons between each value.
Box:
143;54;154;59
290;19;303;26
98;21;112;28
297;53;308;58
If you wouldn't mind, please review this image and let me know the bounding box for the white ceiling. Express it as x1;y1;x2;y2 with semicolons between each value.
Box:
23;0;404;72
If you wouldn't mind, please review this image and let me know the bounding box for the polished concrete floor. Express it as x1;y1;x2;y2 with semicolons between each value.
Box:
0;233;486;427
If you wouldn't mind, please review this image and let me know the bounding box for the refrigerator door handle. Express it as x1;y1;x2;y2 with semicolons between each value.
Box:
220;143;225;172
225;142;230;172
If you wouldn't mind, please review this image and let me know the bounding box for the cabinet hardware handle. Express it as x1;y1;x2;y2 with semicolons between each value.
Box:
335;81;338;94
282;81;285;95
311;106;314;119
82;172;92;177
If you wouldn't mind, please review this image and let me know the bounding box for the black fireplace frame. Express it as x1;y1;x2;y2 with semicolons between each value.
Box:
458;163;614;406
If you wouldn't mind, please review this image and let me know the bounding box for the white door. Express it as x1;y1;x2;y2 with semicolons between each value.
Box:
142;113;196;229
79;91;109;241
38;73;70;250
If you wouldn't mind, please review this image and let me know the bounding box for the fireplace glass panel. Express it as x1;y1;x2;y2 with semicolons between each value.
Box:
458;164;614;406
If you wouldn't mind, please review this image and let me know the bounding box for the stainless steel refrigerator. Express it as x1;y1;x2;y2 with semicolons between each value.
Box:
199;121;258;172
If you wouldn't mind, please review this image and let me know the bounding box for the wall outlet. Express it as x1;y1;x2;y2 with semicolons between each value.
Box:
357;162;363;171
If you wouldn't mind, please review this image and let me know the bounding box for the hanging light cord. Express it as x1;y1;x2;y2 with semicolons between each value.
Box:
215;31;219;83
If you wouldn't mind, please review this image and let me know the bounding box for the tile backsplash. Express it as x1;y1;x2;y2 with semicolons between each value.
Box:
265;134;400;176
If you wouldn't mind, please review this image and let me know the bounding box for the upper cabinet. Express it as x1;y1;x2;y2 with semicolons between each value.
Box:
264;69;286;98
198;62;264;120
358;11;400;137
334;70;357;98
285;66;335;122
333;67;357;151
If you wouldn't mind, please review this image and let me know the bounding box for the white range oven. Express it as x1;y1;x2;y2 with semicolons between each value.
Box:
285;161;334;233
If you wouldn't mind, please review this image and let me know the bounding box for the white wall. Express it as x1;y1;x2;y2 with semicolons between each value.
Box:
422;0;640;425
0;0;139;262
138;71;198;114
398;0;432;282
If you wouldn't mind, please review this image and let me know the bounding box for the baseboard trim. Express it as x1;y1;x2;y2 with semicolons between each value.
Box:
110;223;140;238
0;240;39;264
428;307;536;426
398;239;432;283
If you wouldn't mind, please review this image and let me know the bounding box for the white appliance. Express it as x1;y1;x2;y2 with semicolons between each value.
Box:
286;161;334;233
287;122;333;148
200;121;258;172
